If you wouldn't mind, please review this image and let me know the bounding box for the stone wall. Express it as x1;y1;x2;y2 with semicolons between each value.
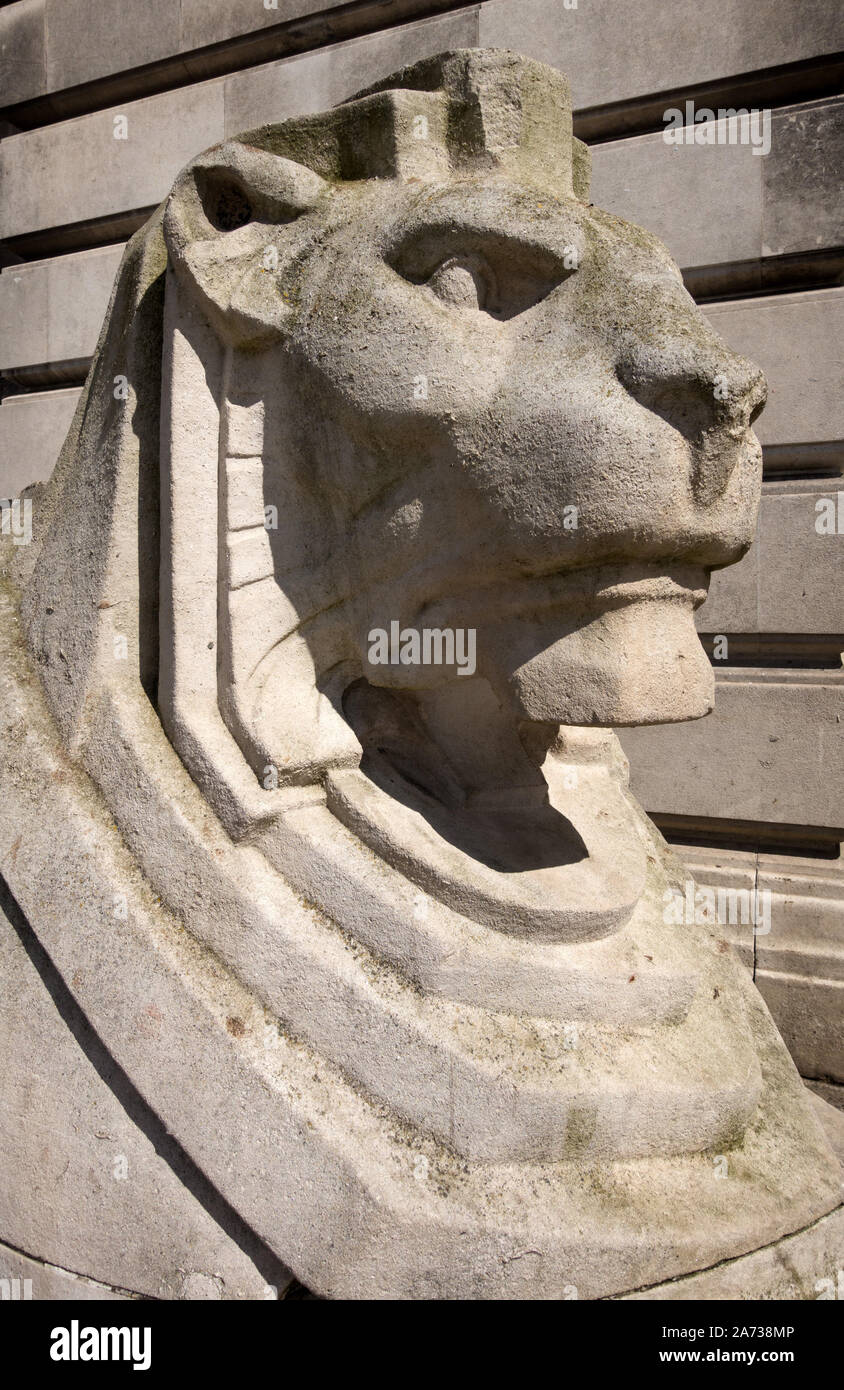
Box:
1;0;841;1090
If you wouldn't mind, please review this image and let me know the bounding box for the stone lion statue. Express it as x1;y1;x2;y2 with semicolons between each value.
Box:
1;50;841;1299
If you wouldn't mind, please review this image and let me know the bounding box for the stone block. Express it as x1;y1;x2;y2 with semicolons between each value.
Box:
591;101;843;273
479;0;844;112
0;245;123;371
764;99;844;256
180;0;338;53
680;845;844;1083
0;387;80;494
43;0;181;95
0;80;225;240
621;675;844;828
702;483;844;635
0;0;45;108
756;972;844;1083
591;126;764;270
0;256;49;369
756;855;844;969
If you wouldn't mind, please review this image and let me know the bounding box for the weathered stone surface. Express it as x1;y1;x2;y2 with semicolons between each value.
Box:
809;1091;844;1159
618;1203;844;1300
1;608;840;1296
4;276;840;506
1;48;841;1300
0;1241;136;1301
0;896;292;1299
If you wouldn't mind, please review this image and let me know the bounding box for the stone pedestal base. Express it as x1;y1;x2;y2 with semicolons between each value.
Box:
621;1197;844;1301
1;586;842;1300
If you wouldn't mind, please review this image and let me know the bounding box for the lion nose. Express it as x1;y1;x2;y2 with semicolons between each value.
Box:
712;354;767;432
617;346;767;502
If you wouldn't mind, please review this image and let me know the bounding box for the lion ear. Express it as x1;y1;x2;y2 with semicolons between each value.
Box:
163;141;328;347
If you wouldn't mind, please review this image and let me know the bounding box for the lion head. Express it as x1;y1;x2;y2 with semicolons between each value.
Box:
19;48;765;936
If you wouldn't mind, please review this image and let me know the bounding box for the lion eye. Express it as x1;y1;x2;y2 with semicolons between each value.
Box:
390;229;575;320
426;255;491;311
215;183;253;231
196;173;255;232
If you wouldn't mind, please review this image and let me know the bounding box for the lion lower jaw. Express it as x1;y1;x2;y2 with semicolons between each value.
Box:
493;593;715;726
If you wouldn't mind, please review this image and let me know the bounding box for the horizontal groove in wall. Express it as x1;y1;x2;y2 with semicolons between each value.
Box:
575;53;844;143
2;212;153;264
699;633;844;669
712;665;843;686
684;249;844;302
653;814;844;859
762;441;843;480
0;0;479;132
0;14;839;142
1;358;91;392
